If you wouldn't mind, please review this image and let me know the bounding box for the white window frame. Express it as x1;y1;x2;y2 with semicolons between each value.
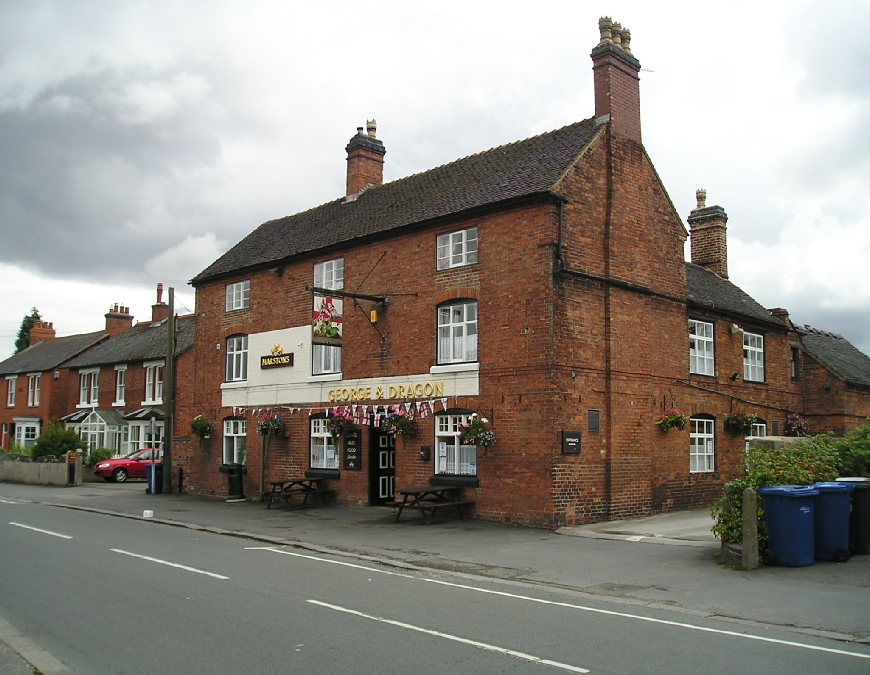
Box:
27;374;40;407
435;412;477;476
78;369;99;407
143;361;164;405
128;420;164;452
225;280;250;312
743;332;764;382
437;226;478;270
14;419;40;449
314;259;344;291
312;344;341;376
689;320;714;376
223;419;247;464
114;365;126;405
437;301;478;364
747;422;767;438
690;417;715;473
225;336;248;382
5;376;15;407
310;417;338;469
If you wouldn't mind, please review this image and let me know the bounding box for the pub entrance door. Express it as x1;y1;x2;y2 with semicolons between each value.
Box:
370;429;395;505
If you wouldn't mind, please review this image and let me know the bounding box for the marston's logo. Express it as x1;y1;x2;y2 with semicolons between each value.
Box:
271;344;284;357
260;344;293;369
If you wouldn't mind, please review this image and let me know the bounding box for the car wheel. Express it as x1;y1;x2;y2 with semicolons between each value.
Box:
113;468;128;483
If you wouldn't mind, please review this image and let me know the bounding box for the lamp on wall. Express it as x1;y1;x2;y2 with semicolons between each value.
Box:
730;324;743;334
731;372;741;381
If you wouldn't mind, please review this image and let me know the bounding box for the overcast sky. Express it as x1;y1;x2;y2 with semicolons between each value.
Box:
1;0;868;358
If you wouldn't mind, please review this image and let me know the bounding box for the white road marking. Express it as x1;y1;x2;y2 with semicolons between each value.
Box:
308;599;590;673
625;535;644;541
0;498;20;504
9;522;72;539
249;546;870;661
111;549;229;579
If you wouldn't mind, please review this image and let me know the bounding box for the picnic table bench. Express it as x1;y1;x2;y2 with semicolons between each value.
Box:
387;485;474;525
265;478;333;509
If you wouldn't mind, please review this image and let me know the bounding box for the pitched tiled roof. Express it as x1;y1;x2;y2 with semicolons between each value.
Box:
192;119;603;284
0;331;107;375
65;315;195;368
798;326;870;388
686;263;784;327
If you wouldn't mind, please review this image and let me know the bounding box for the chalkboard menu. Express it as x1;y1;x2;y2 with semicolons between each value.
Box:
343;431;361;470
562;431;581;454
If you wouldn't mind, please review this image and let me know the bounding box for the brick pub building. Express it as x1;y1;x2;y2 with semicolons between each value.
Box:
179;19;870;527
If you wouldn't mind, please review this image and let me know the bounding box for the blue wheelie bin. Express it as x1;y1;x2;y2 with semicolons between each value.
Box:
836;477;870;554
812;482;855;562
757;486;818;566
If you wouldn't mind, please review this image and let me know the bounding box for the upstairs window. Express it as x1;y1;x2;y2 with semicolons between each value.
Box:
144;362;164;403
6;376;16;407
437;301;478;364
313;344;341;375
689;320;714;376
27;374;41;407
437;227;478;270
79;370;99;406
314;259;344;291
790;347;800;379
743;332;764;382
114;366;126;404
225;280;250;312
225;336;248;382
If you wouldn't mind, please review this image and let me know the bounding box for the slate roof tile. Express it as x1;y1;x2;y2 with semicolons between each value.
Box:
686;263;784;327
65;315;195;368
192;119;602;284
798;326;870;388
0;331;107;375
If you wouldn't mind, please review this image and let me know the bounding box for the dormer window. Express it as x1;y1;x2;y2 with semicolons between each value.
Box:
437;227;478;270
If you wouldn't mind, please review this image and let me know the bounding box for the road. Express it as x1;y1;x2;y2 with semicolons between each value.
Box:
1;496;869;674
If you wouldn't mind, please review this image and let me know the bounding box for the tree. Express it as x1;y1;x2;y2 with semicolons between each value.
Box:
14;307;41;354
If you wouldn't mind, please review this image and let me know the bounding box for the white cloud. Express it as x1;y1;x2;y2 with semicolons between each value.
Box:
144;233;228;284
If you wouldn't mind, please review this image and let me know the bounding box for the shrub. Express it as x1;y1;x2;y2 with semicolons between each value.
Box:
711;435;839;549
87;447;115;467
30;421;86;461
834;418;870;477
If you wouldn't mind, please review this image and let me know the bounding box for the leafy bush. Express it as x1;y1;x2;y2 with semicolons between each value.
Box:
834;418;870;477
711;435;839;548
86;447;115;467
30;420;86;461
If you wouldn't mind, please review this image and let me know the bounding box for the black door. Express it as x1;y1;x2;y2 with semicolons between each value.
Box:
370;430;395;505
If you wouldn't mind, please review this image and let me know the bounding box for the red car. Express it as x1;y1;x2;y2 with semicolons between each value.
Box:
93;448;163;483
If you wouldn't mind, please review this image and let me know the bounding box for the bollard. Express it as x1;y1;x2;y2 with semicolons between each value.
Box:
742;488;759;570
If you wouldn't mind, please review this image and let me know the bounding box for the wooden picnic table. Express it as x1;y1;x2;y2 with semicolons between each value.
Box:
388;484;475;524
265;478;333;509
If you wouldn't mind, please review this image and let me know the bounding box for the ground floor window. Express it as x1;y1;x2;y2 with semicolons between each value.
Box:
128;421;164;453
14;420;40;449
310;417;338;469
435;412;477;476
690;416;715;473
223;419;247;464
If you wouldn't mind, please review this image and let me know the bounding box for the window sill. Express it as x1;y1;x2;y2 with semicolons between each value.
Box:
141;400;164;406
430;474;479;487
306;468;340;479
430;362;480;375
113;401;125;407
220;381;248;390
76;403;96;409
307;373;342;382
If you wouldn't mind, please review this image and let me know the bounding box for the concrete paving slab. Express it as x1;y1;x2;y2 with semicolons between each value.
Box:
556;508;720;547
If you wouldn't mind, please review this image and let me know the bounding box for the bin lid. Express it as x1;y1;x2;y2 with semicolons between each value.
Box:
757;485;819;497
836;477;870;487
813;481;855;492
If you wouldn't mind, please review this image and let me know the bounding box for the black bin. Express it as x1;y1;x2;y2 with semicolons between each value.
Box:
836;477;870;555
145;463;163;495
219;463;247;502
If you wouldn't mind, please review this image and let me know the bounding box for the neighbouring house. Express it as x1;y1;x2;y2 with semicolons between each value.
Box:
60;285;195;457
177;18;870;526
0;320;108;450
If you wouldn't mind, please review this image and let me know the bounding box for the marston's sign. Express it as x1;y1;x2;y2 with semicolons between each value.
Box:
260;343;294;369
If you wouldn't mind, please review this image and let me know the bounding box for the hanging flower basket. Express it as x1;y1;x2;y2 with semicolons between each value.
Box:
380;405;417;439
257;412;284;438
190;416;215;445
459;413;496;449
327;407;358;438
784;413;810;437
724;412;757;435
656;408;687;432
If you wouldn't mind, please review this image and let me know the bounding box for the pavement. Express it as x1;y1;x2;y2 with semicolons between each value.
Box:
2;479;869;662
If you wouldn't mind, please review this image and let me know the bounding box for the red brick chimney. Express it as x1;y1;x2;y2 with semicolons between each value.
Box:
105;304;134;336
688;189;729;279
591;17;642;143
345;120;386;196
29;320;56;345
151;282;168;322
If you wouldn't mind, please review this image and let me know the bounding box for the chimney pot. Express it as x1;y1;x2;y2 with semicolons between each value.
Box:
156;283;163;304
598;16;613;45
696;189;707;209
366;120;377;138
